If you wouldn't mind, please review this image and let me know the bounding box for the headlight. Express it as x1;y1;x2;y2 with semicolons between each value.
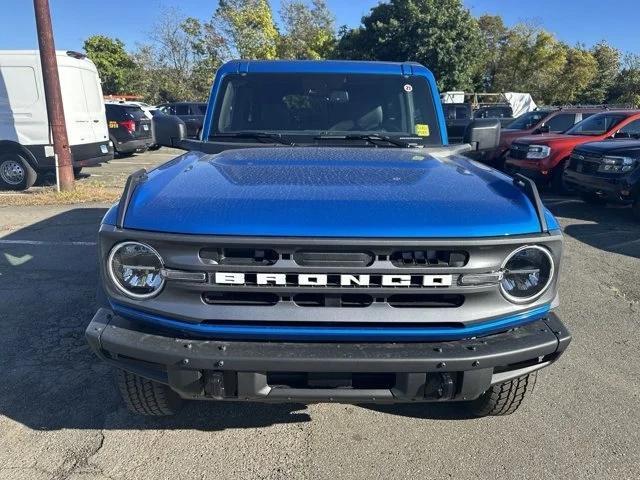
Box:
598;156;637;173
526;145;551;159
108;241;165;299
500;246;554;304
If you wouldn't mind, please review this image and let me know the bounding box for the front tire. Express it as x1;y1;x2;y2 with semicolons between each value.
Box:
551;160;572;194
115;369;183;416
468;372;537;416
0;152;37;190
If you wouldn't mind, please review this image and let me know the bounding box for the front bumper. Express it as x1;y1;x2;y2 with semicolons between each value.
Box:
564;168;638;203
115;138;150;154
86;308;571;403
505;157;550;181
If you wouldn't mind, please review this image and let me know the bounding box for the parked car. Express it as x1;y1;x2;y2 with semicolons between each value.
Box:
124;101;157;119
505;110;640;192
444;103;514;144
156;102;207;138
564;140;640;219
485;107;603;169
87;60;570;418
0;50;113;190
105;103;154;157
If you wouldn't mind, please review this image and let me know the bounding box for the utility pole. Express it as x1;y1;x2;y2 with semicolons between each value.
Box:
33;0;74;191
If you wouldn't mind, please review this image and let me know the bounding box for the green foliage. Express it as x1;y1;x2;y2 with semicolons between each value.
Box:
83;2;640;108
609;54;640;106
134;9;229;103
334;0;484;91
278;0;336;59
83;35;140;95
216;0;279;59
578;42;621;104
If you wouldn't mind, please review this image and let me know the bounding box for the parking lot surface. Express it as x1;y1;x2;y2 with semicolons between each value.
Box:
0;151;639;479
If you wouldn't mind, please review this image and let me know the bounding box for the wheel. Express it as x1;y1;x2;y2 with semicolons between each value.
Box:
73;167;83;178
580;192;607;205
0;152;37;190
148;144;161;151
115;369;183;416
468;372;537;417
551;160;572;195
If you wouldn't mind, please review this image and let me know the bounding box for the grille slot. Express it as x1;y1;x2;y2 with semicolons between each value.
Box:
293;293;373;308
200;247;279;266
294;251;374;267
203;292;279;306
387;294;464;308
390;249;468;267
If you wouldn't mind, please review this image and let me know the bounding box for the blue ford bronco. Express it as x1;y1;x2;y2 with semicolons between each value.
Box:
86;60;571;417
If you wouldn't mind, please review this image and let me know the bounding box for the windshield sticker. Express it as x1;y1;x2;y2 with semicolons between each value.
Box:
415;124;430;137
403;84;413;93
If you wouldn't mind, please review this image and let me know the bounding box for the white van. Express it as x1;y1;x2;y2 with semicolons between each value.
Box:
0;50;113;190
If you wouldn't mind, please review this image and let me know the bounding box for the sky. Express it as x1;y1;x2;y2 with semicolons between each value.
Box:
0;0;638;54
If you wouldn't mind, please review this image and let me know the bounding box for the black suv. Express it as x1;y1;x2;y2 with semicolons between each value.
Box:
106;104;153;157
156;102;207;138
564;140;640;220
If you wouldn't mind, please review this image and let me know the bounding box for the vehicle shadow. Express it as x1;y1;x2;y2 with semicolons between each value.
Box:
544;197;640;259
359;403;476;420
0;207;310;431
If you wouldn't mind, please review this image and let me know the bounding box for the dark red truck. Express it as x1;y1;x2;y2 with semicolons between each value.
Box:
505;110;640;192
486;107;603;169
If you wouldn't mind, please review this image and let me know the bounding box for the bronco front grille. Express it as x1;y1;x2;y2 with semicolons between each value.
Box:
100;227;563;327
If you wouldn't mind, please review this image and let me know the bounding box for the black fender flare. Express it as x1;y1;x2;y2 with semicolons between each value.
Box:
0;140;39;171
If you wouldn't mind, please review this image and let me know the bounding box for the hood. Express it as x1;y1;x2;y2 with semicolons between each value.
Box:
575;140;640;156
120;147;544;238
513;133;583;146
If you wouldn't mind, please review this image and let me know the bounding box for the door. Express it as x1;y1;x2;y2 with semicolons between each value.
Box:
59;65;93;146
80;68;108;144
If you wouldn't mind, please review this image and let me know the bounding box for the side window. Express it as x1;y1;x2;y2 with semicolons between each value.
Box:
545;114;575;132
0;66;39;108
175;104;190;115
616;119;640;139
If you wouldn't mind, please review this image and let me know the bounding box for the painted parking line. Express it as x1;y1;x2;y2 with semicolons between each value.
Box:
0;239;96;246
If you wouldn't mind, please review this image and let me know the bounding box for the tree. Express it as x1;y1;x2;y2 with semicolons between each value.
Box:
334;0;484;91
608;54;640;106
492;26;567;104
278;0;336;59
216;0;279;59
475;15;508;91
552;46;598;105
134;8;228;103
577;42;621;104
83;35;140;95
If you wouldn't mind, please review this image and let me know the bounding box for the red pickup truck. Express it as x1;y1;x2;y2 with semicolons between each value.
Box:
505;110;640;192
486;107;603;169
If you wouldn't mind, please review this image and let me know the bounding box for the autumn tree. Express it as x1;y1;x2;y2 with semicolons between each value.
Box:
216;0;279;59
278;0;335;59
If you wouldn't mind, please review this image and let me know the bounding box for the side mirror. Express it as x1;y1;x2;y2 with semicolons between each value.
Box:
538;124;550;134
153;113;188;149
463;119;500;151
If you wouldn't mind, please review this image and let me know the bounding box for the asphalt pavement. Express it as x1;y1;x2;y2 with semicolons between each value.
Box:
0;151;638;480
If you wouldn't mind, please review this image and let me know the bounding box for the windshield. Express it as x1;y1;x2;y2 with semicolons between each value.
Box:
211;73;441;145
565;113;627;136
506;111;550;130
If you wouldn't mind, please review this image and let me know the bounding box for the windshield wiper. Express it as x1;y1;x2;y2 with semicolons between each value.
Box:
314;134;418;148
210;132;294;146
